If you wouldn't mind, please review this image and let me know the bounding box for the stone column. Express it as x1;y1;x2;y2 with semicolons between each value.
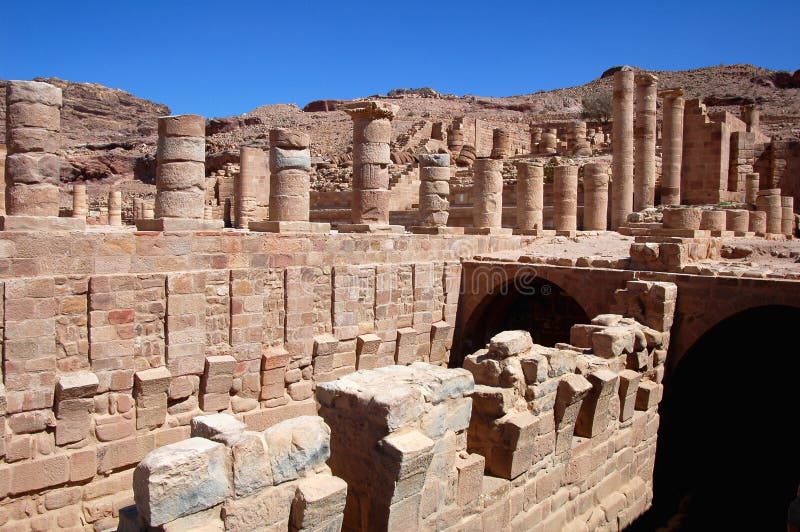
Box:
447;127;464;158
490;128;510;159
72;184;87;219
234;146;266;229
749;211;767;234
250;129;328;233
2;80;85;230
725;209;750;235
339;101;402;233
612;68;634;229
745;172;760;207
133;198;143;220
139;114;221;230
108;190;122;226
540;129;558;154
568;121;592;156
465;159;510;235
515;161;544;234
782;196;795;236
0;144;6;216
634;73;658;211
583;163;609;230
412;154;461;235
741;104;759;132
530;126;542;154
553;165;578;235
431;122;445;141
756;189;782;234
660;88;684;206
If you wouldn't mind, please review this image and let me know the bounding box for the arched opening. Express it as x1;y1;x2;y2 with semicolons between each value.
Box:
451;276;589;367
633;305;800;531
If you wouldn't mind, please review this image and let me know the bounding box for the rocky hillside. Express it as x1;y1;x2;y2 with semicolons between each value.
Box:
1;64;799;186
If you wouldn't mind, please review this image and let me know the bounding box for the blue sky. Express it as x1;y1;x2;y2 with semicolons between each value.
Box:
3;0;798;117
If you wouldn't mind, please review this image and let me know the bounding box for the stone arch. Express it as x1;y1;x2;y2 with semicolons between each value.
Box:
450;269;590;367
635;304;800;530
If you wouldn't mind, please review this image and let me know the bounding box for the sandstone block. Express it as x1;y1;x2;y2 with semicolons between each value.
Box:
488;330;533;358
352;117;393;144
157;136;205;163
271;147;311;172
134;367;171;397
264;416;331;485
56;372;99;400
456;452;485;506
271;168;310;196
133;438;231;526
155;189;205;219
592;326;635;358
7;127;60;154
6;152;61;185
228;431;272;498
379;429;435;480
519;353;549;384
355;142;391;165
635;380;662;411
291;475;348;531
191;413;247;441
270;128;310;149
156;161;206;191
7;80;62;106
7;101;60;130
158;115;205;137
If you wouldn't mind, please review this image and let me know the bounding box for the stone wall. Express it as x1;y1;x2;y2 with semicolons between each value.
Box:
0;230;529;529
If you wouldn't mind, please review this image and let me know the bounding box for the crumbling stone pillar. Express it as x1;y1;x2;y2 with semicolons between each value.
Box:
540;128;558;154
250;130;328;233
634;73;658;211
583;162;609;230
515;161;544;234
3;80;85;230
234;146;266;229
411;154;462;235
612;68;635;229
108;190;122;226
749;210;767;234
339;101;402;233
431;122;445;141
530;126;542;154
568;121;592;156
0;144;6;215
553;165;578;235
447;120;464;157
741;104;760;132
490;128;510;159
745;172;760;207
139;114;221;230
725;209;750;235
465;158;511;234
661;88;685;206
317;363;475;531
700;210;728;236
782;196;795;236
72;184;87;219
756;190;783;234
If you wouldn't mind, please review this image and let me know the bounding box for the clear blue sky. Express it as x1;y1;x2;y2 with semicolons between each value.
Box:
3;0;798;118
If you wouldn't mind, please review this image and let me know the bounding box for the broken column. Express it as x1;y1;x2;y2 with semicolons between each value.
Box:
568;121;592;156
339;101;403;233
251;129;328;233
540;128;558;154
234;146;266;229
782;196;795;236
490;128;510;159
465;158;511;235
108;190;122;226
660;88;685;206
634;73;658;211
756;190;783;234
749;210;767;234
72;184;87;219
745;172;760;207
530;126;542;154
515;161;544;234
139;114;222;230
2;80;85;230
553;164;578;235
583;162;609;231
412;153;462;234
612;68;635;229
447;126;464;157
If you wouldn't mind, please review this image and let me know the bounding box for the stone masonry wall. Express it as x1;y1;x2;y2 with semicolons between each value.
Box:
0;230;527;530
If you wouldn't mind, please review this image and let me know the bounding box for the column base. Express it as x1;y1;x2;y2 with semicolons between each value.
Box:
514;229;556;236
135;218;224;231
463;227;513;235
248;221;331;233
710;230;735;238
651;228;712;238
337;224;405;234
1;215;86;231
410;226;465;235
733;231;755;238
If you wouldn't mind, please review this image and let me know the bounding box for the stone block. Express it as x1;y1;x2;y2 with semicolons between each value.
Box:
635;380;662;411
291;475;348;531
395;327;418;365
519;353;549;384
456;452;485;506
265;416;331;485
190;413;247;441
575;369;619;438
133;438;231;527
134;367;171;397
56;372;99;400
378;429;435;480
488;330;533;358
591;326;635;358
228;431;272;498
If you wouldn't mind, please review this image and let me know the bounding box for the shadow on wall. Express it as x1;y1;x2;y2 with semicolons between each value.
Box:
450;277;589;368
631;304;800;531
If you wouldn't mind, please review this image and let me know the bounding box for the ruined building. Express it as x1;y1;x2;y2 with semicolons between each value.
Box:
0;77;798;531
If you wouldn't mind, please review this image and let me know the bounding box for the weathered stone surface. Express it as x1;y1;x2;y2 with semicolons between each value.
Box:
133;437;231;526
291;475;348;531
264;416;331;484
191;413;247;441
488;330;533;358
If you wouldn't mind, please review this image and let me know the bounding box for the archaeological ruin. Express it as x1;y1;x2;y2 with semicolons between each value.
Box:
0;70;798;532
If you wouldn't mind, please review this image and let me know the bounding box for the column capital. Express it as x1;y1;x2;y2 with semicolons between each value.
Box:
634;73;658;86
659;88;684;99
341;100;399;120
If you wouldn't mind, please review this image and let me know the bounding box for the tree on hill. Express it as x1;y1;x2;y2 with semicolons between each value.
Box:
582;93;613;124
